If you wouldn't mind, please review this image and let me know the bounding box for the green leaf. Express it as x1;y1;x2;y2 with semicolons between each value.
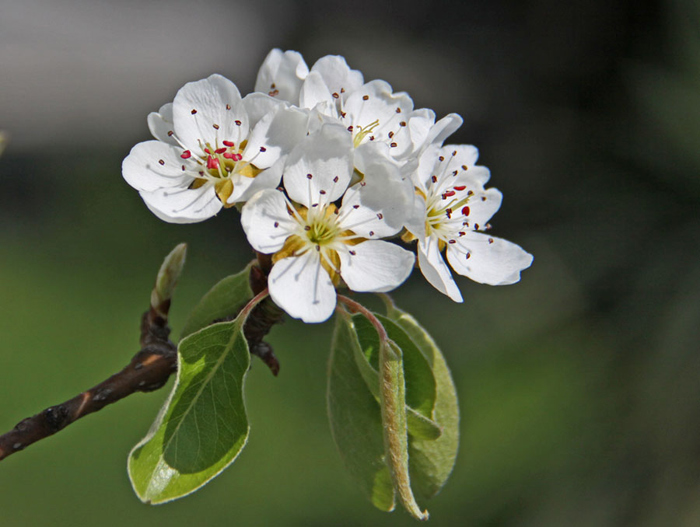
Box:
376;315;437;419
327;310;396;512
180;264;254;339
378;338;429;521
351;314;441;440
385;304;460;500
128;316;252;504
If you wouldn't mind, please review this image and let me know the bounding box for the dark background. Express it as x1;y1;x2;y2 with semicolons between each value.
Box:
1;0;698;525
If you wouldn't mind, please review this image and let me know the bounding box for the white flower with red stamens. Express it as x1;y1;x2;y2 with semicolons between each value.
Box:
301;74;462;164
123;74;307;223
255;49;310;105
241;124;415;323
406;144;533;302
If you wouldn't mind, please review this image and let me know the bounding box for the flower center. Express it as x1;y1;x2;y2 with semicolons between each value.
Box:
273;203;358;286
352;119;380;148
184;139;262;206
425;186;472;246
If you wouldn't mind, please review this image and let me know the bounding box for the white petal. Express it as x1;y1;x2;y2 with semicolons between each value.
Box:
231;158;284;203
439;144;480;169
172;74;247;153
338;186;398;239
254;49;309;105
242;92;284;128
147;103;178;145
417;237;463;302
414;143;486;190
283;123;353;207
404;193;427;241
465;188;503;228
447;232;533;286
343;80;414;151
299;71;335;111
140;184;222;224
244;105;309;169
310;55;364;99
425;113;463;148
353;144;413;229
339;241;414;293
269;253;336;323
240;189;297;253
412;144;440;191
404;108;435;158
122;140;192;192
461;165;491;187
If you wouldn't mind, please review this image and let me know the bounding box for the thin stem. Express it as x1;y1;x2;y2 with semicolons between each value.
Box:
336;294;388;342
0;306;177;462
0;258;280;462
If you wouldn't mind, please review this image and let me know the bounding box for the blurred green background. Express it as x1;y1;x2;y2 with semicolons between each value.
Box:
1;0;699;525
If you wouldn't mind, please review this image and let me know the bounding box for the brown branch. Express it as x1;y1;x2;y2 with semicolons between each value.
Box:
0;306;177;462
0;250;284;462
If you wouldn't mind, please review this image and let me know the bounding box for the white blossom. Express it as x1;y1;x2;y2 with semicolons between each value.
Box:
123;74;308;223
254;49;309;106
406;144;533;302
241;124;415;323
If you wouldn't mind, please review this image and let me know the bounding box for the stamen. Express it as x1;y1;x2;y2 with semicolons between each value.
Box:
207;156;220;170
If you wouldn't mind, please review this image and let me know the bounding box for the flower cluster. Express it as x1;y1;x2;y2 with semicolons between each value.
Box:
123;49;533;322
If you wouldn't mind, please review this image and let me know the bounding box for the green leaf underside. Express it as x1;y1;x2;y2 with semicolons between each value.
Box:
128;319;251;504
386;306;460;501
379;339;429;520
351;315;441;439
179;265;254;340
328;310;396;512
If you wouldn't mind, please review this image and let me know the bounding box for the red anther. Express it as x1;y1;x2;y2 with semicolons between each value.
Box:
454;185;466;191
443;190;456;198
207;156;220;170
204;148;211;154
224;153;242;161
223;140;235;147
462;206;470;216
215;147;227;154
180;150;192;159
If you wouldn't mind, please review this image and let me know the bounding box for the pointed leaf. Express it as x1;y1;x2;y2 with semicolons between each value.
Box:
128;316;252;504
352;314;441;440
376;315;437;419
180;264;254;339
406;408;443;441
379;339;429;521
386;304;460;500
327;310;395;512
